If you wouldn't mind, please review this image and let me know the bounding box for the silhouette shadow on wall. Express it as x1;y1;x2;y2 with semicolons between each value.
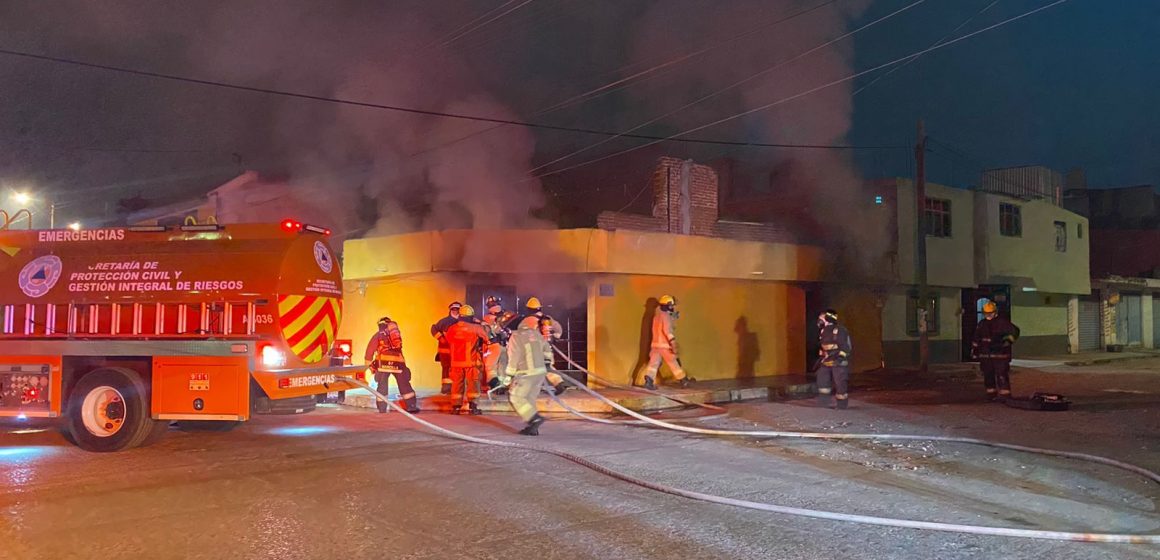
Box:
735;316;760;379
631;298;660;384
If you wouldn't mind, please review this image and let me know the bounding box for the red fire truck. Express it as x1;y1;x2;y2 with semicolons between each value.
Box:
0;220;363;451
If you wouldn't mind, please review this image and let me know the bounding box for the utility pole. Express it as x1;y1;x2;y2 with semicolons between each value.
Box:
915;119;929;373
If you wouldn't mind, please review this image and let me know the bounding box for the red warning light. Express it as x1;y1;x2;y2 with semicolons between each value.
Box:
281;219;302;233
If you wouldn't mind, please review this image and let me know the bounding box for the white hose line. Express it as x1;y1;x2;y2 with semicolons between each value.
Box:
549;348;1160;487
343;378;1159;544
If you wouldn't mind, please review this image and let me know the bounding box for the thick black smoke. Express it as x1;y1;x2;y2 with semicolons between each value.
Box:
0;0;883;266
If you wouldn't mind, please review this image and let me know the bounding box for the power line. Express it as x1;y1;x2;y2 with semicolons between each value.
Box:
0;46;901;151
529;0;928;175
538;0;842;115
406;0;842;159
534;0;1072;179
433;0;537;50
852;0;1001;97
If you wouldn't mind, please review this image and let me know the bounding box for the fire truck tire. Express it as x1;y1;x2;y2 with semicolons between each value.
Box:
175;420;241;432
65;367;163;452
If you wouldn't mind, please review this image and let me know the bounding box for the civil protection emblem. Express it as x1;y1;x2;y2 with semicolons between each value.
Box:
313;241;333;274
19;255;63;298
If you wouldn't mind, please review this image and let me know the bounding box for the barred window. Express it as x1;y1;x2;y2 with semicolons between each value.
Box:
1054;221;1067;252
906;292;940;336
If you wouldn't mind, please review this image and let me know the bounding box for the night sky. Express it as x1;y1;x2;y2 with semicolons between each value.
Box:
0;0;1153;229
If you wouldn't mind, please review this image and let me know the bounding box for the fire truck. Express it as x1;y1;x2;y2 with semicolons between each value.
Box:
0;220;364;451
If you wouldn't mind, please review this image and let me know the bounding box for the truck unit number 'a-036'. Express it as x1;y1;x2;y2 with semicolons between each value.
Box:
0;221;364;452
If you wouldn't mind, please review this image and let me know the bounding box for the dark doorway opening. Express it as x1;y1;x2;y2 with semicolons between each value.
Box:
467;283;588;383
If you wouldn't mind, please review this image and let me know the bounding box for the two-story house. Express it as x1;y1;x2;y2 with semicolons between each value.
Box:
869;177;1090;365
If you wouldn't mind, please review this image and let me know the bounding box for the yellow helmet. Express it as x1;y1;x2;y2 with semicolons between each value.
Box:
658;295;676;306
525;297;542;311
982;301;997;314
460;304;476;317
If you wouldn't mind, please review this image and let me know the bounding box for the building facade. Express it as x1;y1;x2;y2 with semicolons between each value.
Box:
340;229;823;392
869;176;1090;365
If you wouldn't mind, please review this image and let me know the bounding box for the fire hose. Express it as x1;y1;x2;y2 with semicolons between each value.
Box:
337;361;1160;543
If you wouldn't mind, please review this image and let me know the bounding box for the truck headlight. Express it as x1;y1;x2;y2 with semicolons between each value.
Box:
261;345;287;368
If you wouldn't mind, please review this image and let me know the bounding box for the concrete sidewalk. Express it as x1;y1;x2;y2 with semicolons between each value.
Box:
1013;349;1160;367
340;374;816;415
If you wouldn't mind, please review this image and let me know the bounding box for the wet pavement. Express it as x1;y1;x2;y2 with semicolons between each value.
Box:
3;360;1160;559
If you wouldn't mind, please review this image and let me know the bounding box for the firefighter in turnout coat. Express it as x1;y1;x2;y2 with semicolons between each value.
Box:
816;309;853;410
971;301;1021;400
431;302;462;395
364;316;420;413
507;300;550;436
445;305;489;415
642;295;694;389
482;296;514;393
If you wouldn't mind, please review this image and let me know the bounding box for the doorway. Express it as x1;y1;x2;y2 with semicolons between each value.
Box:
961;285;1012;361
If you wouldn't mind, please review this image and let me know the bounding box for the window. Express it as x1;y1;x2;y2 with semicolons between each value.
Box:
924;198;951;238
1054;221;1067;252
1078;223;1084;239
906;291;940;336
999;203;1022;237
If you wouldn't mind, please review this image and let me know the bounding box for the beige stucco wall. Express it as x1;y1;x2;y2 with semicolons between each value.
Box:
976;193;1090;295
893;179;976;288
590;274;806;386
343;229;824;283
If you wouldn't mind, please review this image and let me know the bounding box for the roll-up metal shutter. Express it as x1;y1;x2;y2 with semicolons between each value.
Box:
1078;294;1101;351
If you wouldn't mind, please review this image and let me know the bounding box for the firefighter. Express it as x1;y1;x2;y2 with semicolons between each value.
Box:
540;315;569;395
816;309;853;409
641;295;694;389
445;304;489;415
431;301;462;395
507;298;550;435
971;301;1021;401
364;316;420;413
482;296;513;394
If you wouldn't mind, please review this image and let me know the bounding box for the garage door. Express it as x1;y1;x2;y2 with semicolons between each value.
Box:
1078;294;1101;351
1117;292;1143;346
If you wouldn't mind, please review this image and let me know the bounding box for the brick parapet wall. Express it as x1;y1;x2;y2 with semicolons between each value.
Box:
600;157;794;245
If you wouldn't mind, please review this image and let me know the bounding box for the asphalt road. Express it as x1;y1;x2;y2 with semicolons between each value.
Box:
3;360;1160;560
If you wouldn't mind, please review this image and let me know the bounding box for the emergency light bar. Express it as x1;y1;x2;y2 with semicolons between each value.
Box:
128;225;168;232
281;218;331;236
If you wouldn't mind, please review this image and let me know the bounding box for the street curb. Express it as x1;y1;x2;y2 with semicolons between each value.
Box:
340;381;818;415
1062;354;1157;367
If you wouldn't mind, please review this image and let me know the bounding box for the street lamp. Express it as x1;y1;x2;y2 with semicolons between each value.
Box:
9;191;55;229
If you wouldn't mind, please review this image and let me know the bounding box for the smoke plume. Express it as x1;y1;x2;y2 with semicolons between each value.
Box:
0;0;888;273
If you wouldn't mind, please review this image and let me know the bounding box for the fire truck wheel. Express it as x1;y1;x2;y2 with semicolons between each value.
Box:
175;420;241;432
66;367;162;452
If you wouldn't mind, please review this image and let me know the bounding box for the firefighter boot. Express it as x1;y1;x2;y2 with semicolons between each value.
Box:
405;398;420;414
441;382;452;395
519;414;546;436
836;398;849;410
553;382;568;396
376;400;389;414
817;394;832;408
468;402;482;416
678;376;697;389
450;405;461;415
641;377;657;391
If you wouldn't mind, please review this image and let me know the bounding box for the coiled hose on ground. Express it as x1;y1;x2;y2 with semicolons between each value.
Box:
339;356;1160;544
